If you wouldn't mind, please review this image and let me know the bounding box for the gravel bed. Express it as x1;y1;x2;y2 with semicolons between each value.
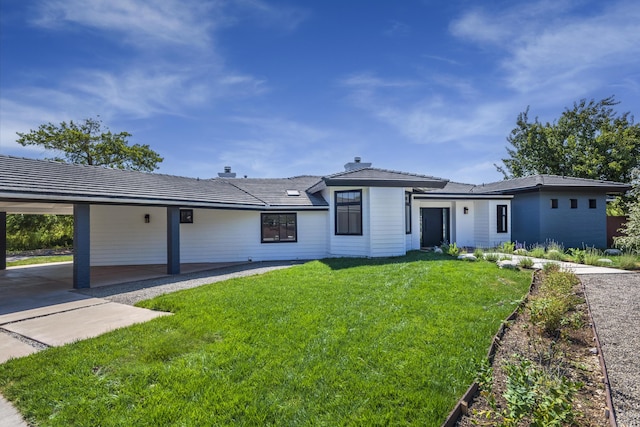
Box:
73;261;299;305
581;273;640;427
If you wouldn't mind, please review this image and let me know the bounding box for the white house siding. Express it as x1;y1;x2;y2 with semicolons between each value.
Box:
474;200;512;248
454;201;475;247
180;209;328;262
90;205;167;266
368;187;406;257
473;201;490;248
327;187;371;257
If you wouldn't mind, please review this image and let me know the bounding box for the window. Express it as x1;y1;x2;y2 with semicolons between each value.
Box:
589;199;597;209
180;209;193;223
261;213;297;243
405;192;412;234
335;190;362;235
497;204;508;233
550;199;558;209
570;199;578;209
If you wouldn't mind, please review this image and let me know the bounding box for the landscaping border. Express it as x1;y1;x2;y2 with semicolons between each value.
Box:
441;271;617;427
581;278;618;427
440;273;534;427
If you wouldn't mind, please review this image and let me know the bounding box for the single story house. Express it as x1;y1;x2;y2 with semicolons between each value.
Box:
0;155;630;288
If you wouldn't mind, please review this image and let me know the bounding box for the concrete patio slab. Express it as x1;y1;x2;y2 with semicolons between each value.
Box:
0;334;38;364
0;395;28;427
0;298;107;325
3;302;169;347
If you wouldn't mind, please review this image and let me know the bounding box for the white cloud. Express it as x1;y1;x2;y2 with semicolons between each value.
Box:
450;0;640;94
32;0;218;48
384;20;411;37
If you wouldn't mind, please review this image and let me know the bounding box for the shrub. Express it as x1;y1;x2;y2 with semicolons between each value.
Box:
447;242;460;256
518;257;534;269
473;248;485;259
618;254;639;270
530;270;580;335
546;249;565;261
546;240;564;253
529;246;546;259
499;241;515;254
568;248;586;264
514;248;528;255
542;262;561;273
484;253;500;262
583;248;602;265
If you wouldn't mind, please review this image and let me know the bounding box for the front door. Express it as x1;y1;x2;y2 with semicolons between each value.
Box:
421;208;450;247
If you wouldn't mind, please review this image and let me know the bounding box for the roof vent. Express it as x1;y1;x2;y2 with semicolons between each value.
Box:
344;156;372;171
218;166;237;178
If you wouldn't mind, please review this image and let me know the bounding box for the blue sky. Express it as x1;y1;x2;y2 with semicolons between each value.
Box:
1;0;639;183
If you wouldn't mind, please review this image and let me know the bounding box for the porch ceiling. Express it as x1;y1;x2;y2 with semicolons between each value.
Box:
0;201;73;215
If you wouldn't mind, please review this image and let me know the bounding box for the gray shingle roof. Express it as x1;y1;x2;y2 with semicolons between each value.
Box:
308;167;448;193
470;174;631;194
219;176;328;207
0;156;327;209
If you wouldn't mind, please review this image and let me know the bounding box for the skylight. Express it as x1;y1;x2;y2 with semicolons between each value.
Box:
286;190;300;196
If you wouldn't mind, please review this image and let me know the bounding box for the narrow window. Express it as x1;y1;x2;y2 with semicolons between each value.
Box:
261;213;297;243
405;192;412;234
550;199;558;209
335;190;362;235
589;199;597;209
180;209;194;223
570;199;578;209
497;205;508;233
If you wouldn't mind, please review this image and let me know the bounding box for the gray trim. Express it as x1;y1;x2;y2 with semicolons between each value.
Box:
325;179;446;188
73;204;91;289
167;207;180;275
0;212;6;270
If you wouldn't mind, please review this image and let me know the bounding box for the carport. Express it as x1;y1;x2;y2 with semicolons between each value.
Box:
1;156;267;289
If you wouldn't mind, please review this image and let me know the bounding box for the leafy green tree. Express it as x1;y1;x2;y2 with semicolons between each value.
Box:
497;96;640;183
16;116;163;172
7;117;163;251
614;169;640;254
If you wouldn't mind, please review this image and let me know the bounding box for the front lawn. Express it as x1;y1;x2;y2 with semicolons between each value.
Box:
0;252;531;426
7;255;73;267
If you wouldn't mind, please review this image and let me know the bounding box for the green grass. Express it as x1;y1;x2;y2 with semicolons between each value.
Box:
0;252;531;426
7;255;73;267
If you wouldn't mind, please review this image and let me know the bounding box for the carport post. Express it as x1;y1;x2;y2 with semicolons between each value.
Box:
167;206;180;275
73;204;91;288
0;211;6;270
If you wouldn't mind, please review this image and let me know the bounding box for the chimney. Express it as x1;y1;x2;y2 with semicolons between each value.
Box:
218;166;237;178
344;156;372;171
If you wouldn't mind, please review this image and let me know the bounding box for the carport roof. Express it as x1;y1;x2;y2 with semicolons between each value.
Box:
0;155;327;209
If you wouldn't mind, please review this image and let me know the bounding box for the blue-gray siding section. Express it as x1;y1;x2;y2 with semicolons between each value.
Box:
73;204;91;288
511;191;607;248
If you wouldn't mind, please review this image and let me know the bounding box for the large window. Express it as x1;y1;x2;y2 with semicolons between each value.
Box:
497;204;508;233
261;213;297;243
405;192;412;234
335;190;362;235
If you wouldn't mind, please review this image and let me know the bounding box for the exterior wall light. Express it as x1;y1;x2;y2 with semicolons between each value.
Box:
463;207;469;214
144;214;150;223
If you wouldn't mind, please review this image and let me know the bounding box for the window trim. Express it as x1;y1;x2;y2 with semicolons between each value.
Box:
497;204;508;233
570;198;578;209
260;213;297;243
589;199;597;209
405;192;412;234
551;199;558;209
335;190;363;236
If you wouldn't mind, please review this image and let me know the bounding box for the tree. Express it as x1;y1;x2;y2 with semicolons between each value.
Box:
614;169;640;254
496;96;640;184
16;116;163;172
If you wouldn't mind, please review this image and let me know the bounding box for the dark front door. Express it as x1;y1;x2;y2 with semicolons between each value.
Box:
421;208;450;247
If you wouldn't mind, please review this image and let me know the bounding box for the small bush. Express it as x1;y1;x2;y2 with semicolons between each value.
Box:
546;249;565;261
448;242;460;256
499;241;515;254
473;248;485;259
546;240;564;253
542;262;561;273
514;248;528;255
568;248;586;264
530;269;580;335
518;257;534;269
583;247;602;265
484;253;500;262
529;246;546;258
618;254;639;270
